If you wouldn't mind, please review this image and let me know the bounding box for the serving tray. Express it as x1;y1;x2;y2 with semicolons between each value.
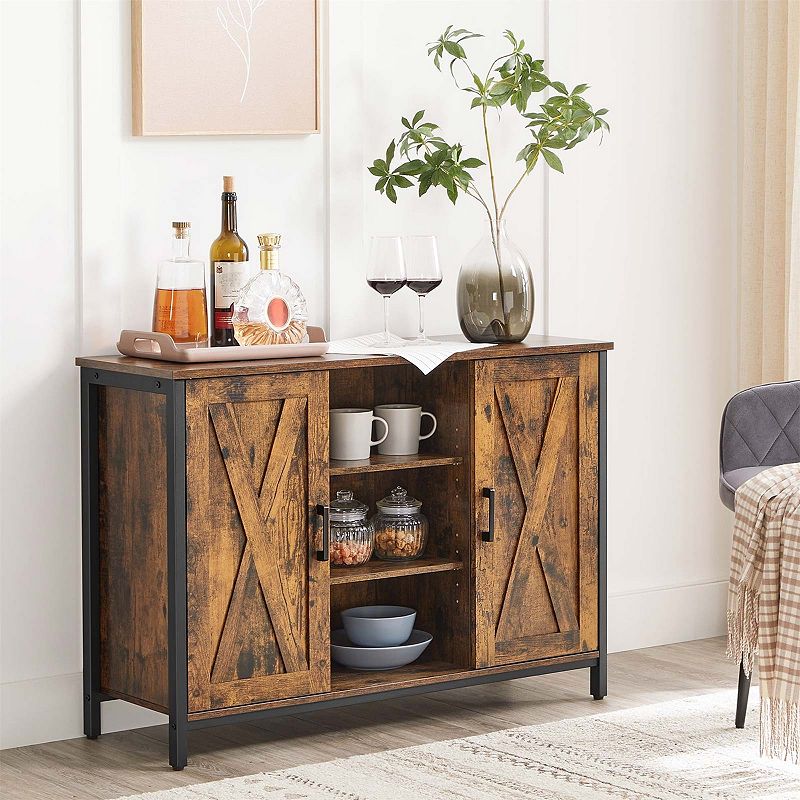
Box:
117;326;329;363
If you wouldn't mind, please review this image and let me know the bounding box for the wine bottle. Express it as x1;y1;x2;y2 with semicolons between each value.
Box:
210;176;249;346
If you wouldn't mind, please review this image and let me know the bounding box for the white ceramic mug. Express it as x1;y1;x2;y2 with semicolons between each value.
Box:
374;404;437;456
329;408;389;461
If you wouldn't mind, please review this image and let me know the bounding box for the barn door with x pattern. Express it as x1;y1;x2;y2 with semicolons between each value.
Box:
186;372;329;712
474;355;599;667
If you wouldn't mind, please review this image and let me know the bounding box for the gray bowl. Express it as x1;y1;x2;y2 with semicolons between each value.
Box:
341;605;416;647
331;629;432;671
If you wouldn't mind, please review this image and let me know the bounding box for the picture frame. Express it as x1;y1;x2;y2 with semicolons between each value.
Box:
131;0;320;136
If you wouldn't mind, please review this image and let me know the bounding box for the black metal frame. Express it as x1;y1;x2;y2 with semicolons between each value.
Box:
80;348;609;770
80;368;189;770
590;350;608;700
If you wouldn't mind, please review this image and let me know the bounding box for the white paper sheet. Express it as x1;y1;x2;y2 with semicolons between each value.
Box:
326;333;496;375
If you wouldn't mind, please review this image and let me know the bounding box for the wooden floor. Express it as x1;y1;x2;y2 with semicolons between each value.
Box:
0;637;743;800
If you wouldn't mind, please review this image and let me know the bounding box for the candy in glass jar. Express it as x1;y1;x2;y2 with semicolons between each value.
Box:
329;490;374;566
372;487;428;561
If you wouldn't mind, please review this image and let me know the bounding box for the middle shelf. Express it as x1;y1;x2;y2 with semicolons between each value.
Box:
329;452;462;476
329;556;464;585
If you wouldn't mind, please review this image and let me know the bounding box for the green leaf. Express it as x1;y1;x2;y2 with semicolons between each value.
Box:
595;108;609;116
572;83;589;95
541;148;564;173
460;157;484;168
385;139;395;167
375;177;388;191
447;184;458;204
393;175;413;188
550;80;568;95
396;159;425;175
443;40;466;59
470;97;483;109
368;166;384;177
412;109;424;126
418;173;433;196
385;183;398;203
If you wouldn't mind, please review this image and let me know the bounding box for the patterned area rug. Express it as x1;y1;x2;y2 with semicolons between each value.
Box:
117;691;800;799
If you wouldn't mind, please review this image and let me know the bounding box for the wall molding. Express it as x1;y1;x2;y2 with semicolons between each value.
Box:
608;579;727;654
0;673;163;751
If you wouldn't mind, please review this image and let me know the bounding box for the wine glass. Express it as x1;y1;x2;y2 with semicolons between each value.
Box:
366;236;406;345
404;236;442;345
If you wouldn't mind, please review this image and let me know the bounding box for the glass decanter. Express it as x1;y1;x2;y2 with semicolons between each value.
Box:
232;233;308;346
152;221;208;346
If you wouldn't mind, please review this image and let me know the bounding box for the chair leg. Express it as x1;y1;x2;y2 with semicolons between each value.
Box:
735;660;751;728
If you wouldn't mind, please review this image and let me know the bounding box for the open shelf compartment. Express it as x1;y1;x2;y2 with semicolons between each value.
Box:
329;452;462;476
330;556;463;585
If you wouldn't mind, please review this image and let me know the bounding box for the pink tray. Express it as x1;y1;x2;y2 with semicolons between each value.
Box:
117;326;329;363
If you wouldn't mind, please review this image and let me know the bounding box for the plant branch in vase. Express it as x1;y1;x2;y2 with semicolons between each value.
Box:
368;27;610;343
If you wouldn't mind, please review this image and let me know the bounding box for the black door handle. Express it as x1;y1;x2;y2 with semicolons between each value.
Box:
481;487;495;542
315;504;329;561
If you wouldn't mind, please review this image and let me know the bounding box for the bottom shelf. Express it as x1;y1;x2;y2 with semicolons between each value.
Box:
331;660;463;693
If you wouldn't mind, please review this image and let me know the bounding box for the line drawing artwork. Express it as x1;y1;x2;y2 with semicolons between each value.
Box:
217;0;267;103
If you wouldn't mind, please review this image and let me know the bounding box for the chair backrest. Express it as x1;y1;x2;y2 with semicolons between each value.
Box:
720;380;800;474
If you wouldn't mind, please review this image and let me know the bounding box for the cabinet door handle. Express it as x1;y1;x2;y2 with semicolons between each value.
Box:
315;504;330;561
481;487;495;542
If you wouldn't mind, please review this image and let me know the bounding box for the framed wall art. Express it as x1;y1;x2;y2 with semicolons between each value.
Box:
132;0;319;136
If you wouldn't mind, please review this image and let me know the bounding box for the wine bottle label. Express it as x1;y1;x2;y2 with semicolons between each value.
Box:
213;260;250;328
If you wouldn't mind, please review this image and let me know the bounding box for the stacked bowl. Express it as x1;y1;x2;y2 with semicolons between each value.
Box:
331;606;432;671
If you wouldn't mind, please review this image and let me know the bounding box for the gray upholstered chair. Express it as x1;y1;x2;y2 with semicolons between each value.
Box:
719;379;800;727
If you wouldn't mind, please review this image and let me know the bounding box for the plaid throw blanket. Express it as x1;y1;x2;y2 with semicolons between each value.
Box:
727;463;800;763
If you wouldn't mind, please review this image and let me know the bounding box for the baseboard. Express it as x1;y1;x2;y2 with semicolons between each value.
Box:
0;672;164;750
2;579;728;750
608;579;728;653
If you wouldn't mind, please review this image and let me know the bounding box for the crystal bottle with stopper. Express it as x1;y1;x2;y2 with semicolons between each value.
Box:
233;233;308;346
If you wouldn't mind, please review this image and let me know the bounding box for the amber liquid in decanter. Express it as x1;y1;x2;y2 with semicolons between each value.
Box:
152;221;209;346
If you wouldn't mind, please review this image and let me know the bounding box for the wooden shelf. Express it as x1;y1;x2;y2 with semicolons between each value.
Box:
331;660;463;693
330;557;463;585
329;452;462;476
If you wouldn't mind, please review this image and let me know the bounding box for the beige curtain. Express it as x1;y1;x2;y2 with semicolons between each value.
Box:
739;0;800;386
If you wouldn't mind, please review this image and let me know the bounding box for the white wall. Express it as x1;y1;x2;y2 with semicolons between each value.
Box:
0;0;738;749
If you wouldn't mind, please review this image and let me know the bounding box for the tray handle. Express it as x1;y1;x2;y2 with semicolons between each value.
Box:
307;326;327;344
118;330;182;358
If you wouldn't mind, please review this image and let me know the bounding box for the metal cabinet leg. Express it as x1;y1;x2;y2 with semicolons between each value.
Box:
169;719;188;771
735;660;751;728
590;657;607;700
167;382;188;770
82;372;102;739
591;351;608;703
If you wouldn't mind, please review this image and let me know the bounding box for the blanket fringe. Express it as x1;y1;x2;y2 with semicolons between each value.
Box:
761;696;800;764
726;585;758;677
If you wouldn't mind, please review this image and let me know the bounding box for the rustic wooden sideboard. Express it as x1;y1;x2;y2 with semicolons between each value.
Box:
76;335;611;769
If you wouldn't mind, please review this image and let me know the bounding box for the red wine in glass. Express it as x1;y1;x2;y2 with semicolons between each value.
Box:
404;236;442;345
366;236;407;344
367;279;407;295
406;278;442;295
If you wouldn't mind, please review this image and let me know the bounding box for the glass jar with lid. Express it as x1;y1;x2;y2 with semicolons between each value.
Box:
372;487;428;561
329;490;374;567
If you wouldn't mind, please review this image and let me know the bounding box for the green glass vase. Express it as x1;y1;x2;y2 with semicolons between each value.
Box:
457;221;534;343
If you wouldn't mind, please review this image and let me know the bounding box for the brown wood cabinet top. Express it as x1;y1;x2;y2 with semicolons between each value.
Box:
75;333;613;380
